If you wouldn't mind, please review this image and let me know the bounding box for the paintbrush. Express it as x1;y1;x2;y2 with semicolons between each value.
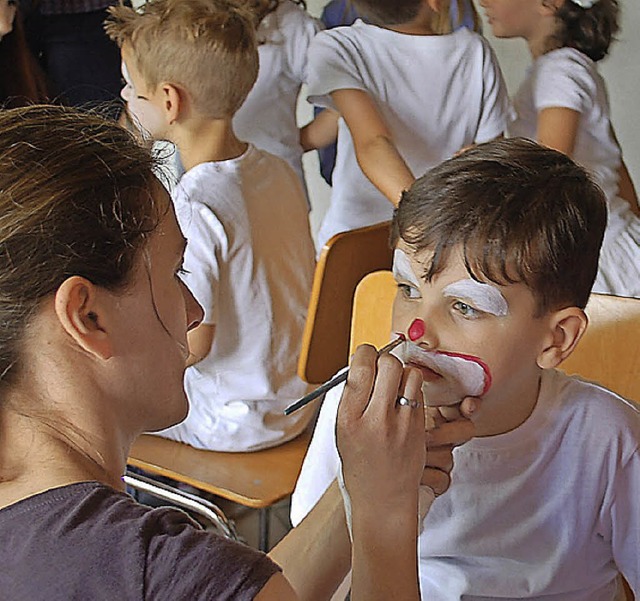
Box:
284;334;406;415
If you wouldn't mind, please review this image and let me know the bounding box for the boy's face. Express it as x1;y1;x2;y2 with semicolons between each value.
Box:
391;242;551;432
120;46;167;141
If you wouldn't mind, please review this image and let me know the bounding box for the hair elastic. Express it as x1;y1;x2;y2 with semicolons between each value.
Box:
568;0;598;8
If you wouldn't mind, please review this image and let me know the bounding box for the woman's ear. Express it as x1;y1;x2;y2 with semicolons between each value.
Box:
537;307;588;369
54;276;113;360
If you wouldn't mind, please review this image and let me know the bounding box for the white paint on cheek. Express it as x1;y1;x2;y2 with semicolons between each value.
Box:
443;279;508;317
392;248;421;288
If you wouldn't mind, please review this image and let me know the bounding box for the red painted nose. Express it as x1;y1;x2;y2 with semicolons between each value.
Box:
408;318;425;341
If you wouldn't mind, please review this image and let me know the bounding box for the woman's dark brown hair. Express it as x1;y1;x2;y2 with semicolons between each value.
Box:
0;105;162;386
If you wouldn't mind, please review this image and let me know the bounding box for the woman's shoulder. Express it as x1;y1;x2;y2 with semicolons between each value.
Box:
0;481;279;599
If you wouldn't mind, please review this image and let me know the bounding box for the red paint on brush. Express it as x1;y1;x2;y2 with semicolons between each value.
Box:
408;318;425;342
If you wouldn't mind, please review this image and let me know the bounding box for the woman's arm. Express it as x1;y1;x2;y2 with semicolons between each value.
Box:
263;347;478;601
332;88;415;206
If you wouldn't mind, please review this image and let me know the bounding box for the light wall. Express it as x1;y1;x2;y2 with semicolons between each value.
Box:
302;0;640;234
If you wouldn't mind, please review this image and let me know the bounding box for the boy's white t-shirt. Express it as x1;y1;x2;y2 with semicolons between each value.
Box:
232;0;321;193
509;47;640;298
306;22;509;249
159;145;316;452
291;368;640;600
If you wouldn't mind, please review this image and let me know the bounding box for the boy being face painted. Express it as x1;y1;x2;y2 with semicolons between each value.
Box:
391;244;552;423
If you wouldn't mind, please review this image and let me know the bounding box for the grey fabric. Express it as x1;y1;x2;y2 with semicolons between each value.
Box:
0;481;279;600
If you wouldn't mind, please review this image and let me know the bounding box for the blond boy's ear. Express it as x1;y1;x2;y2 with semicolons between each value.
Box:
158;83;185;126
536;307;588;369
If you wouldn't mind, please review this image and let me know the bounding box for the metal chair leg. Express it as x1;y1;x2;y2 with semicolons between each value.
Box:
124;470;239;541
258;506;271;552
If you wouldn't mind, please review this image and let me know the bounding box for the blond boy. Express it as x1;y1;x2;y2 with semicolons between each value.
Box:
106;0;316;452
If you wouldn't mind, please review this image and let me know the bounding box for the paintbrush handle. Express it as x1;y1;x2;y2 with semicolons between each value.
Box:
284;336;405;416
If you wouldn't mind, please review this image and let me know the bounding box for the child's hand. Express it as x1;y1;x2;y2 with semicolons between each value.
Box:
336;344;425;518
422;398;479;496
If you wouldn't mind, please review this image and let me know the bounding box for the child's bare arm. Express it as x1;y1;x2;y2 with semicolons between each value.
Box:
616;159;640;216
332;88;415;206
609;127;640;216
536;106;580;155
186;323;215;366
300;109;340;152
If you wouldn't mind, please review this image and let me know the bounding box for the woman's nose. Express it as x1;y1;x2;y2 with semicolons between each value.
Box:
182;281;204;331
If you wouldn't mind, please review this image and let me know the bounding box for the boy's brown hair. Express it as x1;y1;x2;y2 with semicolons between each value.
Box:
105;0;259;119
391;138;607;315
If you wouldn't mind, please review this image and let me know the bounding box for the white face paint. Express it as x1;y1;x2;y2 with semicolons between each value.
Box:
443;279;508;317
396;341;491;405
393;248;421;288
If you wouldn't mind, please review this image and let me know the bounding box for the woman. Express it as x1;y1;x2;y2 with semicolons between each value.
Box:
0;104;476;600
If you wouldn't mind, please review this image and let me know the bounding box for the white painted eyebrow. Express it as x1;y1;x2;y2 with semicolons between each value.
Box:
443;279;509;317
392;248;421;288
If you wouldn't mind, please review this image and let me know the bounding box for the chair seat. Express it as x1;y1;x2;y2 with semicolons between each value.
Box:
128;429;312;509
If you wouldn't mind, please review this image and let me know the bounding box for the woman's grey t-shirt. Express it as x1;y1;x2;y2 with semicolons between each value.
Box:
0;481;280;600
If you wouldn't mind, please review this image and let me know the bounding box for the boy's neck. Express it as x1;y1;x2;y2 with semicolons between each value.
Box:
473;371;543;438
170;117;248;172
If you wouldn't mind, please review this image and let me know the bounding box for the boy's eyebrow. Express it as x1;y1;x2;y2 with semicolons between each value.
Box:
443;279;509;317
392;248;421;287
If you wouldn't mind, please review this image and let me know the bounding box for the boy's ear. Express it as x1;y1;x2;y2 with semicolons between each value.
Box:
158;82;184;126
54;276;113;361
536;307;588;369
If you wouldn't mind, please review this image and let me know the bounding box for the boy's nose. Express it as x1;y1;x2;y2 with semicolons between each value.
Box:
408;318;425;341
405;316;438;348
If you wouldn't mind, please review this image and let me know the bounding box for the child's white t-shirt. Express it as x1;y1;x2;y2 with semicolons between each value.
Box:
291;368;640;599
510;47;640;298
158;145;316;452
233;0;321;193
307;22;509;250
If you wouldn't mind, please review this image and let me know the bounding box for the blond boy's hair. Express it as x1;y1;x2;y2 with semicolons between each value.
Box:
106;0;259;119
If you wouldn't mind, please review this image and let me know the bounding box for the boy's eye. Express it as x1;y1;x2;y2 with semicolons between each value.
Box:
397;282;421;300
452;300;481;318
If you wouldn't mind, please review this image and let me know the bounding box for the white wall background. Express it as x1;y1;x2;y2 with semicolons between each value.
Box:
301;0;640;236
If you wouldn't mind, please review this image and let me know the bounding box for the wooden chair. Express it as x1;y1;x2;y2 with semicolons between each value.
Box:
350;270;638;600
298;221;393;385
127;428;312;551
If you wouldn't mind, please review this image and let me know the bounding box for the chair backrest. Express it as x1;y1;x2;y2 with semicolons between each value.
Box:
350;270;640;403
298;222;393;385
